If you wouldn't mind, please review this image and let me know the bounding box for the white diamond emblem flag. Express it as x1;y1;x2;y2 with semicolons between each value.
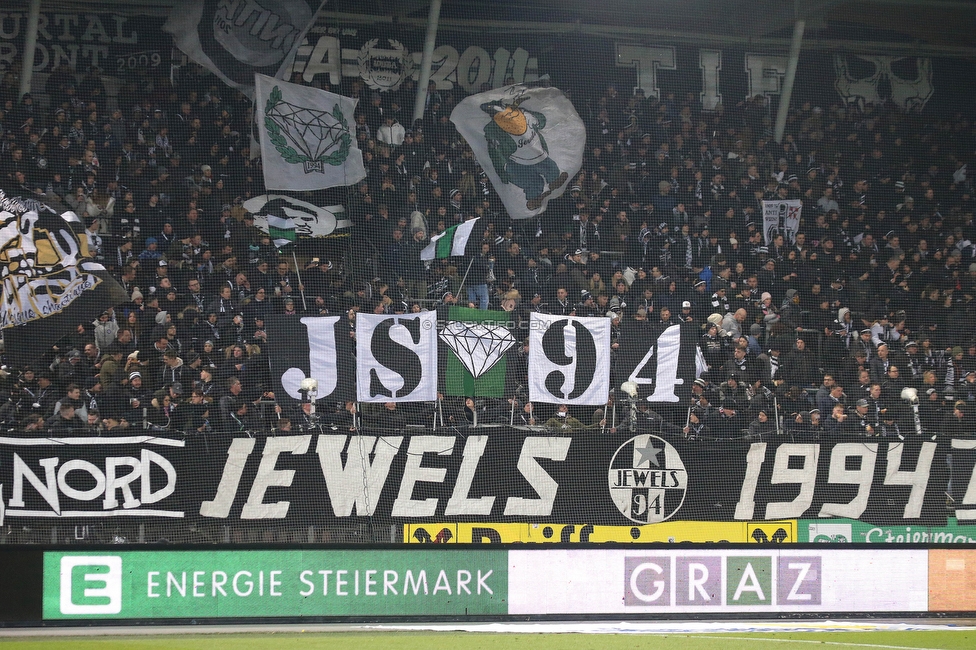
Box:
440;321;516;379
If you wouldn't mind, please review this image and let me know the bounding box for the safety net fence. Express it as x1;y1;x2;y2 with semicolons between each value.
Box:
0;1;974;545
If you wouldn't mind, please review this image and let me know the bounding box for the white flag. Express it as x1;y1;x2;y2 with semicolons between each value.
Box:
762;199;803;245
451;85;585;220
356;312;438;403
528;313;611;406
255;74;366;191
163;1;326;95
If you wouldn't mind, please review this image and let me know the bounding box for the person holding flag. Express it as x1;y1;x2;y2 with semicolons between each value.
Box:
420;216;490;309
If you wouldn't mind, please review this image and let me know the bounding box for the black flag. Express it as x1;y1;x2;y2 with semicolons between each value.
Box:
266;314;356;404
613;321;704;405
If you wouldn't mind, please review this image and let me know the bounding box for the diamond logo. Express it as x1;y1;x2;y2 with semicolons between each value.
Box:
264;85;351;174
440;321;516;379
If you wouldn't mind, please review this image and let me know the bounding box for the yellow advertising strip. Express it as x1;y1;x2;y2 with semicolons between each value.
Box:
403;521;796;544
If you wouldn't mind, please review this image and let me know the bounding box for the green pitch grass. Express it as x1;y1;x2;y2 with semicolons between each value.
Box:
0;631;974;650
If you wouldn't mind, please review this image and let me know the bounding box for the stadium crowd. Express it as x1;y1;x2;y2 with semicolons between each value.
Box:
0;63;975;439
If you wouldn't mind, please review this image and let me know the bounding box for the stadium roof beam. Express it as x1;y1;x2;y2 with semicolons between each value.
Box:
321;10;976;57
413;0;443;124
18;0;41;100
4;0;975;55
774;18;806;144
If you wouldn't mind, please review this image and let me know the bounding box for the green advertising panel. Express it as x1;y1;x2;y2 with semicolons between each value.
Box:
799;518;976;544
43;550;507;620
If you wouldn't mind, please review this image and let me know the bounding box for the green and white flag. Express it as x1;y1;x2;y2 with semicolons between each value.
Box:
451;84;585;220
421;217;481;261
267;216;296;248
437;306;517;397
255;73;366;191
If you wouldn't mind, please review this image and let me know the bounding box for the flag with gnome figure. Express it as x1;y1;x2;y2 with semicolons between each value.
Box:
451;84;586;220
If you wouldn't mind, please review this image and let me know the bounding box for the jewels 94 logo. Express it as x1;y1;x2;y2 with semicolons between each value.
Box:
609;434;687;524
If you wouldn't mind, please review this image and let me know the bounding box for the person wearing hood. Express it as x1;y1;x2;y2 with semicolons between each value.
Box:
152;310;172;333
95;343;124;387
746;323;764;356
778;288;802;330
759;292;780;326
820;309;852;374
93;309;119;352
835;307;854;345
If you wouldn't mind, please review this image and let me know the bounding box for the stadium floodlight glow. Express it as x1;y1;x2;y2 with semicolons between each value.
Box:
621;381;639;398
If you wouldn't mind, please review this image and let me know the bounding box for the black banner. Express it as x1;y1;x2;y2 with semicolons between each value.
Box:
288;24;976;117
0;12;169;78
613;322;703;406
0;430;963;529
266;314;356;406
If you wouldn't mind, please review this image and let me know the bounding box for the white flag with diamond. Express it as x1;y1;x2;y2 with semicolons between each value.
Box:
440;321;516;379
438;306;517;397
255;73;366;191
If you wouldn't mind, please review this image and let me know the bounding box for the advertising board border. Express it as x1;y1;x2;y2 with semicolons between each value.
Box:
0;545;971;626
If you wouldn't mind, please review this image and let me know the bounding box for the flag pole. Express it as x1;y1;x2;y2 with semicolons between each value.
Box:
455;258;475;303
509;394;517;427
291;250;308;311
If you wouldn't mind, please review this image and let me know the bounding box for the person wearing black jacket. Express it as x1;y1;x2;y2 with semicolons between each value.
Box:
787;409;825;438
783;338;820;388
941;401;971;437
851;398;878;436
465;242;492;310
122;371;152;426
824;404;848;437
44;402;85;434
